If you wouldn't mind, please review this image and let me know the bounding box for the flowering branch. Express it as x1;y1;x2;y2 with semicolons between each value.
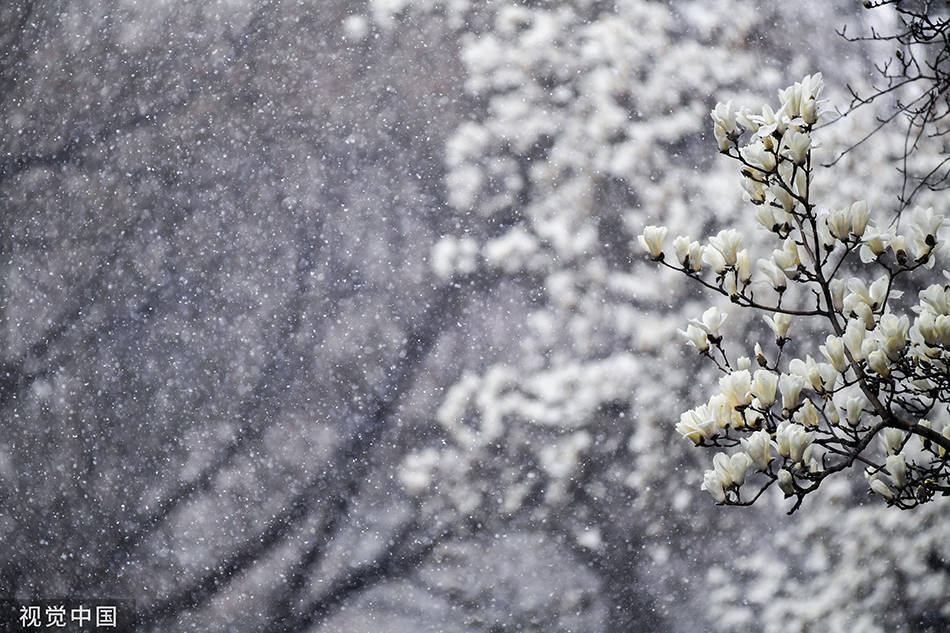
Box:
640;73;950;512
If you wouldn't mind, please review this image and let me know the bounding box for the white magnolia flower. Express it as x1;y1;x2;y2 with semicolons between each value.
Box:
827;207;851;240
819;335;848;372
771;238;801;277
702;469;726;503
859;230;891;263
671;236;704;271
778;373;805;413
919;283;950;314
759;258;787;292
741;176;766;204
869;477;895;501
764;313;792;341
816;213;836;251
741;429;772;471
751;103;787;140
850;201;870;237
845;395;866;427
709;229;744;266
787;355;823;391
779;128;810;165
722;270;739;297
890;234;907;260
736;250;752;284
880;427;905;455
713;451;753;488
694;306;727;340
711;100;739;135
714;123;730;152
769;183;796;214
677;407;718;445
702;246;727;274
673;235;691;267
797;72;824;124
751;369;778;407
885;454;907;488
875;313;909;360
794;398;819;428
741;140;776;172
719;370;752;409
912;206;943;243
678;323;710;353
638;225;668;259
867;349;890;377
844;275;889;313
829;278;846;312
776;422;813;462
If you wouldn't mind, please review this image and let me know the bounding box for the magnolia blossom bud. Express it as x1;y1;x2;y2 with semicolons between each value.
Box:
638;226;668;259
777;469;795;496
